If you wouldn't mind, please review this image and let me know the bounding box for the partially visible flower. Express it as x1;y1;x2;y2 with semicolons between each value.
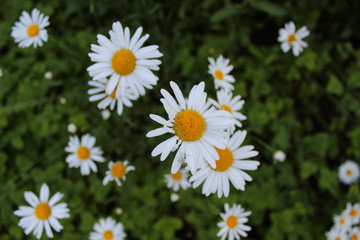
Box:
0;68;3;78
278;21;310;57
103;160;135;186
325;227;348;240
59;97;66;104
89;217;126;240
338;160;360;185
349;227;360;240
208;55;235;92
11;8;50;48
44;71;53;79
333;213;352;232
273;150;286;163
67;123;77;133
101;109;111;120
164;168;191;192
170;193;180;202
344;202;360;225
14;183;70;239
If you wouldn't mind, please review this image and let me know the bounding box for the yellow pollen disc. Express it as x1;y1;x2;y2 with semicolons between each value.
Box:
173;110;206;142
171;171;182;181
35;203;51;220
105;81;118;98
27;24;39;37
77;146;90;160
336;237;342;240
226;216;237;229
340;218;345;225
350;209;358;217
220;104;232;113
215;70;224;80
103;230;114;240
347;169;353;176
212;147;234;172
353;234;359;240
287;33;296;43
111;49;136;75
111;162;126;178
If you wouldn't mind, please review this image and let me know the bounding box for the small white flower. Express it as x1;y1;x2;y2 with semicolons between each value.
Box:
59;97;66;104
278;21;310;57
208;55;235;92
44;71;53;79
14;183;70;239
273;150;286;163
333;213;352;232
90;217;126;240
67;123;77;133
164;168;191;192
325;227;348;240
103;160;135;186
338;160;360;185
170;193;180;202
101;109;111;120
344;202;360;225
115;207;123;215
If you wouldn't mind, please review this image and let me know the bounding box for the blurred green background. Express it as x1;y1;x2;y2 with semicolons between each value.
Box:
1;0;360;239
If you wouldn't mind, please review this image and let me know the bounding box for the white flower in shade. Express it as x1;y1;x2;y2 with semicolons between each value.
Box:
146;81;234;174
190;130;259;198
90;217;126;240
344;202;360;225
338;160;360;185
325;227;348;240
87;21;162;99
170;193;180;202
11;8;50;48
103;160;135;186
278;21;310;57
59;97;66;104
67;123;77;133
217;203;251;240
14;183;70;239
88;78;137;116
64;134;104;175
273;150;286;163
44;71;53;79
209;89;246;132
349;227;360;240
101;109;111;120
208;55;235;92
164;168;191;192
115;208;123;215
333;213;352;232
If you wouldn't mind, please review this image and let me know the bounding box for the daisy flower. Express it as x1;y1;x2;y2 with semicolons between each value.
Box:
90;217;126;240
208;55;235;92
11;8;50;48
14;183;70;239
87;21;162;99
338;160;360;185
88;78;137;116
333;213;352;232
217;203;251;240
164;168;191;191
325;227;348;240
146;81;234;173
208;89;246;132
278;21;310;57
65;134;104;175
344;202;360;225
349;227;360;240
103;160;135;186
190;130;259;198
273;150;286;163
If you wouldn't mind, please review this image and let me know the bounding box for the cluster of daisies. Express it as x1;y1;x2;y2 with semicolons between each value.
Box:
325;202;360;240
338;160;360;185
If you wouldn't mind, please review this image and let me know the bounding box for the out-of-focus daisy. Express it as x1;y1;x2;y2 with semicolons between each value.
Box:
103;160;135;186
344;203;360;225
333;213;352;232
59;97;66;104
278;21;310;57
101;109;111;120
65;134;104;175
325;227;348;240
208;55;235;92
44;71;53;79
11;8;50;48
67;123;77;133
349;227;360;240
115;208;123;215
217;203;251;240
273;150;286;163
170;193;180;202
146;81;234;173
87;21;162;99
190;130;259;198
208;89;246;132
90;217;126;240
338;160;360;185
14;183;70;239
164;168;191;192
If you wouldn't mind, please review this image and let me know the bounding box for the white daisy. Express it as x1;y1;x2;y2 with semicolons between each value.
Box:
217;203;252;240
90;217;126;240
87;21;162;99
273;150;286;163
325;227;348;240
64;134;104;175
67;123;77;133
11;8;50;48
209;89;246;132
344;202;360;225
170;193;180;202
278;21;310;57
190;130;259;198
333;213;352;232
14;183;70;239
349;227;360;240
164;168;191;192
208;55;235;92
146;81;234;174
338;160;360;185
103;160;135;186
88;78;137;116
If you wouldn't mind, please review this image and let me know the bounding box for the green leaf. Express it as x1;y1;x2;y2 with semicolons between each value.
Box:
249;0;287;16
154;217;183;240
326;75;343;95
211;4;239;22
300;160;318;180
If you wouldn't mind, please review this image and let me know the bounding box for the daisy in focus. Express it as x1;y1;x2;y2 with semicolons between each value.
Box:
164;168;191;192
11;8;50;48
90;217;126;240
208;55;235;92
217;203;252;240
87;21;162;99
146;81;234;174
190;130;259;198
278;21;310;57
338;160;360;185
344;202;360;225
103;160;135;186
65;134;104;175
14;183;70;239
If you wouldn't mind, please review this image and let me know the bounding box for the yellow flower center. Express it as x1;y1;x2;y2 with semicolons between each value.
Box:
353;234;359;240
27;24;39;37
103;230;114;240
105;81;118;98
350;209;358;217
340;218;345;225
171;171;182;181
215;70;224;80
111;49;136;75
77;146;90;160
347;169;353;176
111;162;126;178
287;33;296;43
35;203;51;220
212;147;234;172
173;110;206;142
336;237;342;240
220;104;232;113
226;216;237;229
